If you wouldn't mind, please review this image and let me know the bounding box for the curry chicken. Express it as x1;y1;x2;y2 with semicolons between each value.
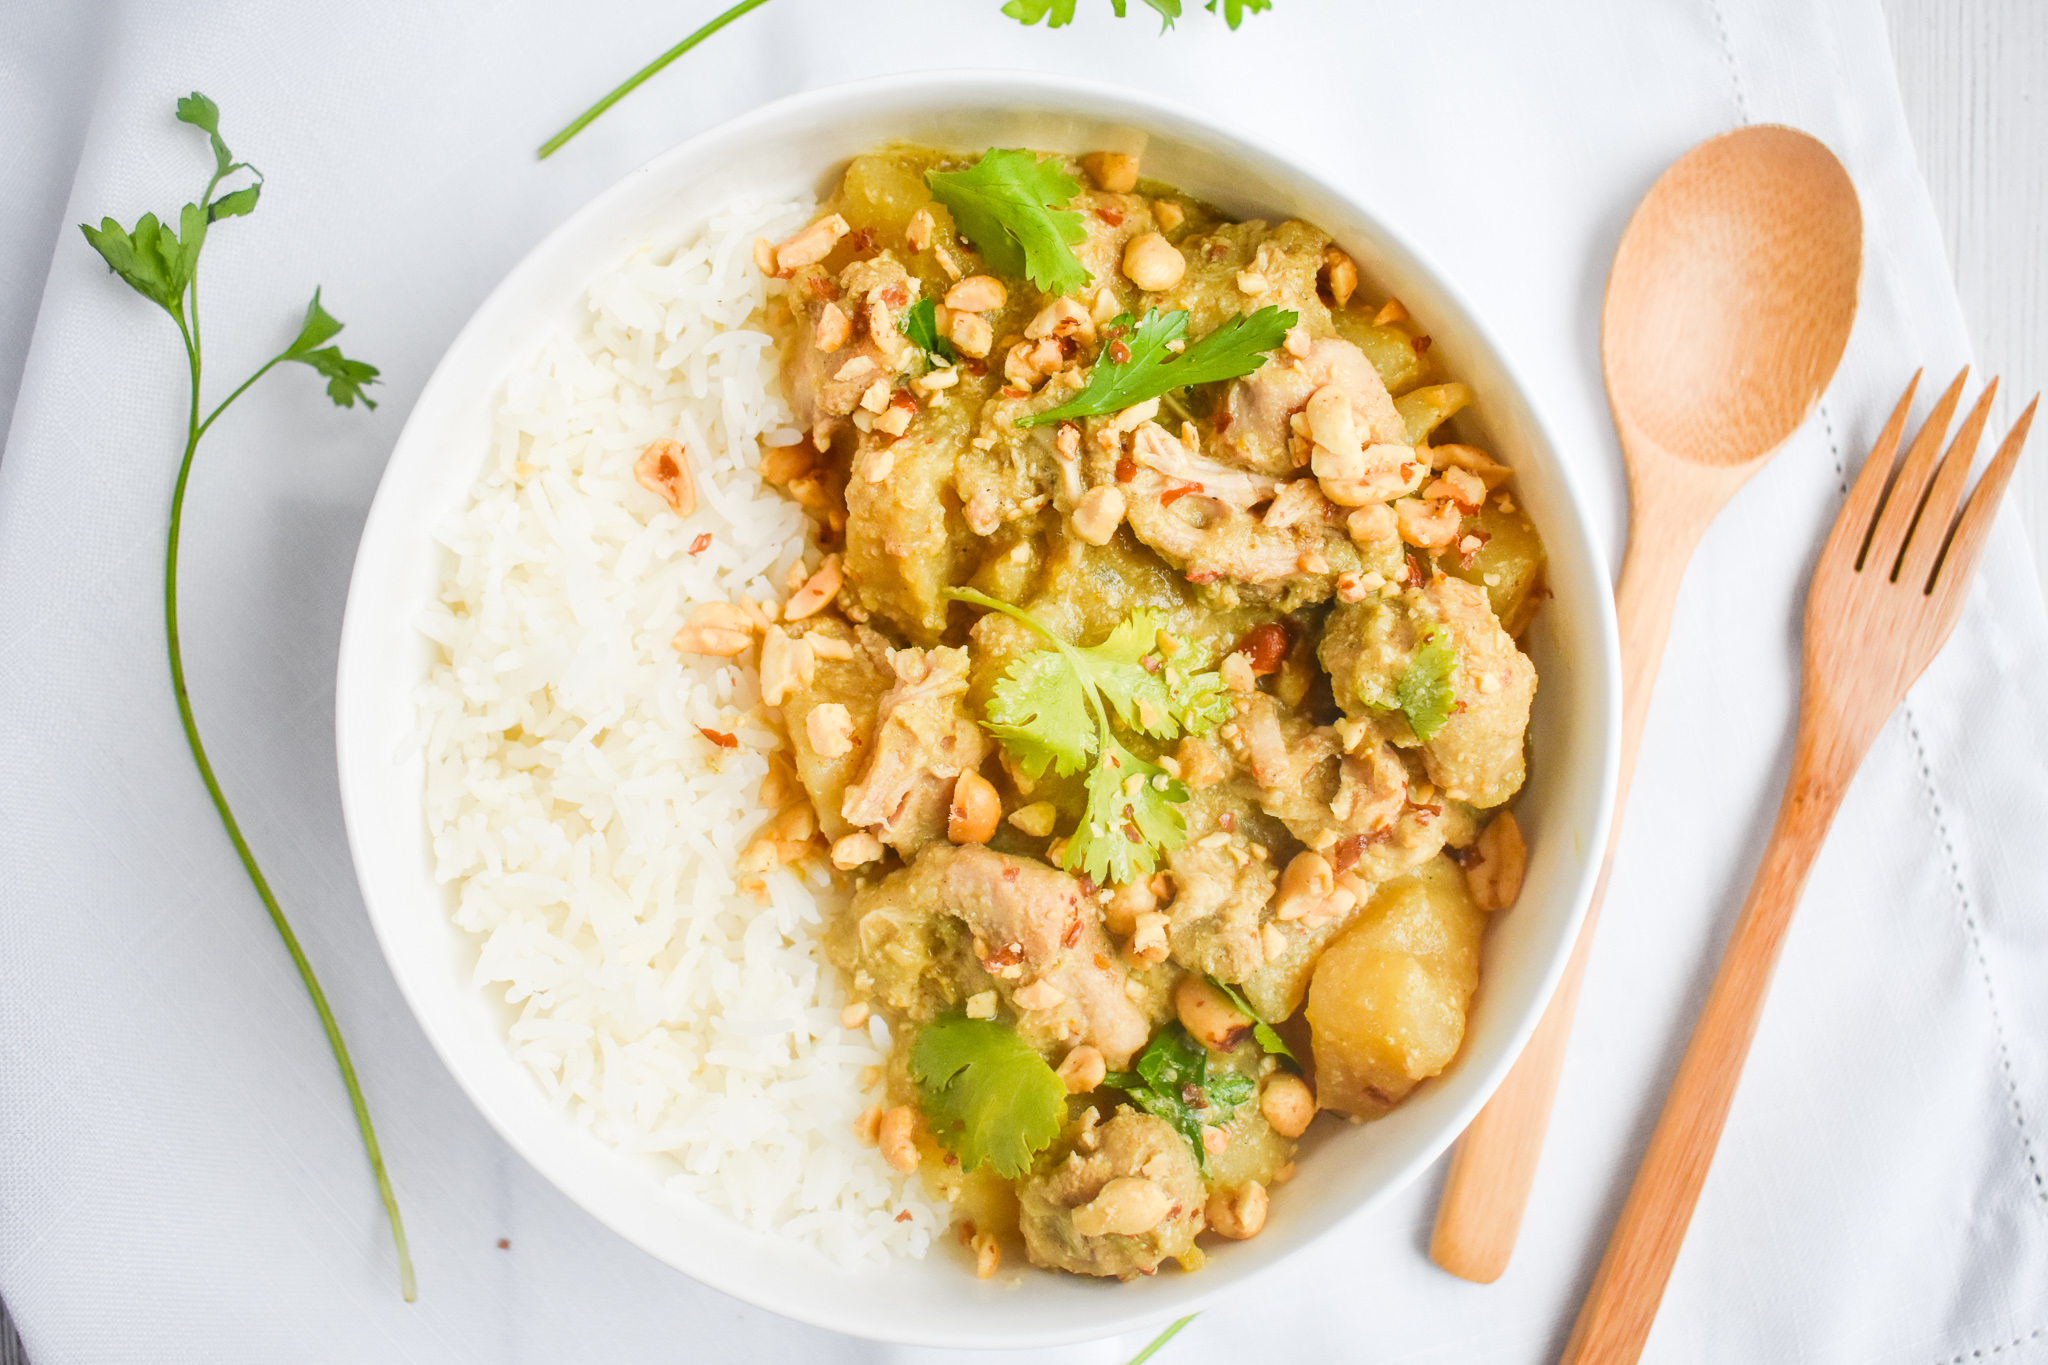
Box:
730;145;1541;1281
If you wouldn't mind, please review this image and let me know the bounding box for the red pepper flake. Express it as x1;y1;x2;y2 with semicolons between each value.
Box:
1187;569;1221;585
699;727;738;749
1332;834;1367;872
496;1238;511;1250
1063;916;1084;948
889;388;918;411
963;357;988;378
1141;654;1162;674
1413;334;1433;354
1159;481;1201;507
1095;207;1126;227
1404;552;1428;587
894;1210;913;1223
1213;408;1233;434
1110;340;1132;364
1219;809;1237;833
1123;819;1143;845
1236;621;1291;675
1002;865;1020;884
1115;456;1138;483
1094;953;1111;970
1078;874;1100;897
804;275;842;301
1001;386;1028;399
847;227;876;254
689;532;712;555
1453;699;1468;715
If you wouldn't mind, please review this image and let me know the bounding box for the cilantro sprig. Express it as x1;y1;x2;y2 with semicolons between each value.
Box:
1206;976;1295;1061
539;3;1277;159
925;150;1090;295
1006;0;1272;27
951;590;1228;885
1104;1024;1256;1169
80;94;406;1299
1019;306;1297;428
910;1014;1068;1178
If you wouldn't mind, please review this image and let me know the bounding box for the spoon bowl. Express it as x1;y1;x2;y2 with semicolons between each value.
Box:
1605;125;1863;470
1430;123;1862;1284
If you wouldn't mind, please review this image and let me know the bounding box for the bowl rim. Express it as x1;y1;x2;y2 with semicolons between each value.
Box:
336;65;1621;1347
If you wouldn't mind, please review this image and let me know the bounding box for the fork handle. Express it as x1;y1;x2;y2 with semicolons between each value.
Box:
1559;719;1861;1365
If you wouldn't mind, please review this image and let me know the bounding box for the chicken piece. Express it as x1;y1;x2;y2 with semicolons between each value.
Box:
1018;1111;1204;1279
830;848;986;1021
1416;574;1536;808
1318;574;1534;806
953;386;1073;537
1128;420;1279;510
1161;790;1278;985
841;646;991;857
1151;218;1334;347
1217;336;1405;478
1117;433;1393;606
941;845;1151;1067
781;620;893;843
1221;690;1406;849
783;253;922;449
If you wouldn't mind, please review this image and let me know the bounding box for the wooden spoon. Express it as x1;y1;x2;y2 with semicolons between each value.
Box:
1428;125;1862;1284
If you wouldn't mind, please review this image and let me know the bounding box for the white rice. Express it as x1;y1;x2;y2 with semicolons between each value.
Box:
416;196;946;1265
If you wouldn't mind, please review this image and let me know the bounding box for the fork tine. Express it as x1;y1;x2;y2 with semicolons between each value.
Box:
1829;371;1921;570
1928;395;2038;602
1863;368;1969;574
1897;378;1999;588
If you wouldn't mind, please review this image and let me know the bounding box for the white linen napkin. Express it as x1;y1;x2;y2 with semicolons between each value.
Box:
2;1;2044;1361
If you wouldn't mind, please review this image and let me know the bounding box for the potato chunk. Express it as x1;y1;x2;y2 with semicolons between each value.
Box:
1306;855;1484;1119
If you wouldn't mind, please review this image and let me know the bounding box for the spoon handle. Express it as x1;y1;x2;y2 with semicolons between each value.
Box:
1429;483;1705;1283
1559;721;1857;1363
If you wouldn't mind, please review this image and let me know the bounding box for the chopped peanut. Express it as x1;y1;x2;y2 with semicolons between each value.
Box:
1009;801;1058;838
878;1105;920;1173
1260;1073;1316;1137
634;439;695;515
1056;1044;1107;1094
1071;1177;1168;1237
813;300;852;352
830;830;885;870
949;310;993;359
806;702;857;757
758;625;815;707
1206;1181;1269;1239
948;769;1002;844
1324;247;1359;307
943;275;1007;312
1152;199;1185;233
1465;811;1527;911
1397;495;1464;549
1081;151;1140;193
1122;232;1185;292
774;213;849;272
785;554;843;620
1071;485;1127;546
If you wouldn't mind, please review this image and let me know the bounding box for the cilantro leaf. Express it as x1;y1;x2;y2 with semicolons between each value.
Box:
925;150;1088;296
910;1014;1067;1178
1206;975;1295;1061
1104;1024;1256;1168
896;295;957;367
282;289;380;409
80;213;188;315
176;92;240;178
1020;306;1297;427
1070;728;1188;886
985;647;1095;780
1001;0;1078;22
1205;0;1272;26
1396;627;1459;741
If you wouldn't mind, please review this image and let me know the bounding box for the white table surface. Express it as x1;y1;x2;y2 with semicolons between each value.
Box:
0;1;2042;1361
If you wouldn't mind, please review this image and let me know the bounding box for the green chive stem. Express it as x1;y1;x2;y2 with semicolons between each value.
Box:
1125;1314;1198;1365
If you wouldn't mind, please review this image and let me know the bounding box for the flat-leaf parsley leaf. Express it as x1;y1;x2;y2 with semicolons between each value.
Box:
925;149;1089;296
910;1014;1067;1178
1020;306;1297;428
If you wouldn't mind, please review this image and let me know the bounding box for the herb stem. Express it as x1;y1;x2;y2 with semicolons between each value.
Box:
1124;1315;1198;1365
537;0;778;160
165;307;416;1303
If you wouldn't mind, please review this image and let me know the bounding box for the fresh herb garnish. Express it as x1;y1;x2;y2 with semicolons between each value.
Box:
897;295;957;367
1019;306;1297;428
950;590;1228;885
1005;0;1272;27
924;149;1090;296
1205;975;1295;1061
1396;628;1460;741
1104;1023;1256;1168
80;93;409;1300
910;1013;1068;1178
539;3;1276;159
1356;624;1461;743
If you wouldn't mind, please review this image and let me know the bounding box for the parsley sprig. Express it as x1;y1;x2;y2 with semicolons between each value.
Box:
80;94;408;1299
910;1014;1068;1178
925;149;1090;295
1104;1024;1256;1169
1020;306;1297;428
951;590;1228;886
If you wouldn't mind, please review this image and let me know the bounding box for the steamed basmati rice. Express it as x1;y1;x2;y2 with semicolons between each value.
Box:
416;197;946;1265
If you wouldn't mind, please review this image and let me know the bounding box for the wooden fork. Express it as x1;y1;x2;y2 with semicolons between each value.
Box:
1559;370;2039;1365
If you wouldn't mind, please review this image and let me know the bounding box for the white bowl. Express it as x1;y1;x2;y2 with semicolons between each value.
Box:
336;69;1620;1350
